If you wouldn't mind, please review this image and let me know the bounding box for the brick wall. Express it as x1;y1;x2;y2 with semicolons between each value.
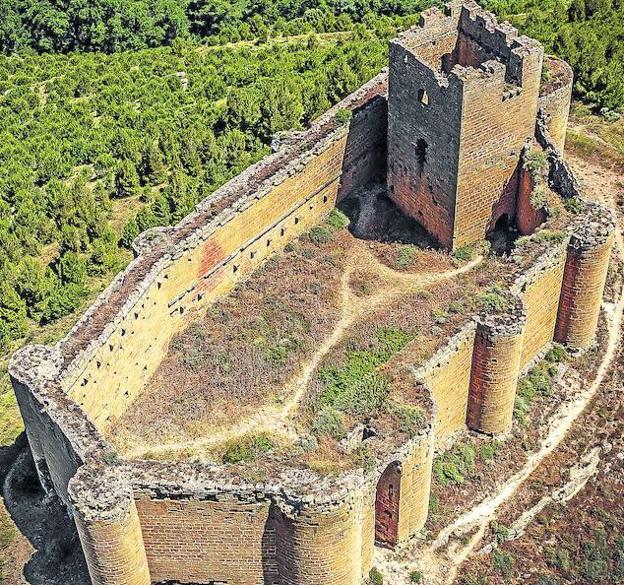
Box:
61;89;387;434
387;41;463;248
516;250;566;368
135;496;277;584
516;166;547;236
454;51;543;247
538;58;573;154
416;324;476;447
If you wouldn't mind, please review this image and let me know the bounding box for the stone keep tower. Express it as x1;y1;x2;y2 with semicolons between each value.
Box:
387;1;544;249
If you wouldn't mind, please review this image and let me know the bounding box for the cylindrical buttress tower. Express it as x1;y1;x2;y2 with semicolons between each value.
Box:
69;464;151;585
467;302;526;435
555;213;615;350
275;492;364;585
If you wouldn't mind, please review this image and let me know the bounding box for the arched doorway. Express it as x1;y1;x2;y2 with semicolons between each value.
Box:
375;462;402;547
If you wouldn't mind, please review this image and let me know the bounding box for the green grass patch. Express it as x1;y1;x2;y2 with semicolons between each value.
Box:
222;432;275;464
433;442;476;487
316;328;413;417
396;245;418;269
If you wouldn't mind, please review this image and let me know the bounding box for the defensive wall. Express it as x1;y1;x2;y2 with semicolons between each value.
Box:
8;3;616;585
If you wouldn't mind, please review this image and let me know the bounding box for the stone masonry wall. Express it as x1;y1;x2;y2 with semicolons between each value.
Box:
387;40;462;248
414;324;477;448
59;76;388;433
514;246;567;369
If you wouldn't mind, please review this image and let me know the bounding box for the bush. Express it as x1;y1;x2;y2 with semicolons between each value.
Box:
409;570;423;583
335;108;353;125
476;286;509;312
452;243;477;261
433;442;476;487
309;226;333;245
311;408;345;439
369;567;384;585
222;433;275;464
492;548;514;581
397;246;417;269
395;404;425;438
325;208;350;231
479;440;500;462
545;343;568;364
523;149;548;177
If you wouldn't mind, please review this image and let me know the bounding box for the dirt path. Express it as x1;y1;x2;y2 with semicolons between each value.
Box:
125;249;481;459
374;157;624;585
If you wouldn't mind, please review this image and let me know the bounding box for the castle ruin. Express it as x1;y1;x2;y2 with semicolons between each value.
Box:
9;3;614;585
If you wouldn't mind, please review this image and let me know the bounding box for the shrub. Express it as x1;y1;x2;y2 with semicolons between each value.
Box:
395;404;425;437
563;196;584;214
452;243;476;261
479;440;500;462
492;548;514;581
222;433;275;464
545;343;568;364
545;546;571;571
311;408;345;439
527;364;553;396
524;149;548;177
409;570;423;583
491;521;510;544
531;186;550;209
534;229;567;244
369;567;384;585
476;286;509;312
397;246;417;269
335;108;353;125
325;208;350;231
433;442;476;487
309;226;332;245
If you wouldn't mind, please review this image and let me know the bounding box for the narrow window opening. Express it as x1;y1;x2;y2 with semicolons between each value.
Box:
267;239;272;247
323;195;328;203
250;251;256;259
294;217;300;225
280;227;286;237
233;264;239;273
415;138;428;175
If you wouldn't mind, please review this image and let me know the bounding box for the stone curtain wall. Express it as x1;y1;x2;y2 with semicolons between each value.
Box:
414;324;477;447
538;58;574;153
514;247;567;368
59;76;388;433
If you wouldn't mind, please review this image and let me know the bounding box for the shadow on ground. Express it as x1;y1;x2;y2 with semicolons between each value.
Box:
2;443;89;585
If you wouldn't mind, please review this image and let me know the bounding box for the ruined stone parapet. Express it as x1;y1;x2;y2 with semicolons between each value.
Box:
69;465;150;585
555;204;616;349
538;57;573;153
8;345;107;502
467;295;526;435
